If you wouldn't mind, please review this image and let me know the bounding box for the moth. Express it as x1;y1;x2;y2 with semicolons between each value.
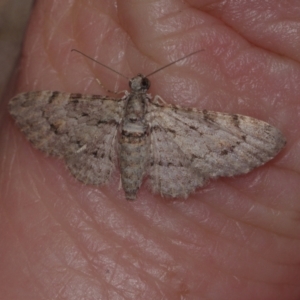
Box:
9;50;286;200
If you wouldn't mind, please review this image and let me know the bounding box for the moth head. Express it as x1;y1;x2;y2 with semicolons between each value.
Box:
129;74;151;92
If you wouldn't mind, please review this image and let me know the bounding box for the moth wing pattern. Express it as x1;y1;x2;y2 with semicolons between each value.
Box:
9;91;125;185
146;98;286;198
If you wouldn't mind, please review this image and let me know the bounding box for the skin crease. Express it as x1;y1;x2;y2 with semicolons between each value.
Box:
0;0;300;299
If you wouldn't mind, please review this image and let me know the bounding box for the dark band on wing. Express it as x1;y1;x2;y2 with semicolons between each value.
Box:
49;91;60;103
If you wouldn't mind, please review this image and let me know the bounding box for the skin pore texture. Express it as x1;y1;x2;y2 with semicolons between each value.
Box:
0;0;300;299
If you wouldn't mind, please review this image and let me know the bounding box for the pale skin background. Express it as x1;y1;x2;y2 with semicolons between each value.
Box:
0;0;300;299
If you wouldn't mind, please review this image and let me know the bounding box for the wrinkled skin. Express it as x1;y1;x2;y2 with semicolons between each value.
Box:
0;0;300;299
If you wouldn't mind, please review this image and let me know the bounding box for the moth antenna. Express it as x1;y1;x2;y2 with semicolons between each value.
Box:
145;49;205;77
71;49;129;80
